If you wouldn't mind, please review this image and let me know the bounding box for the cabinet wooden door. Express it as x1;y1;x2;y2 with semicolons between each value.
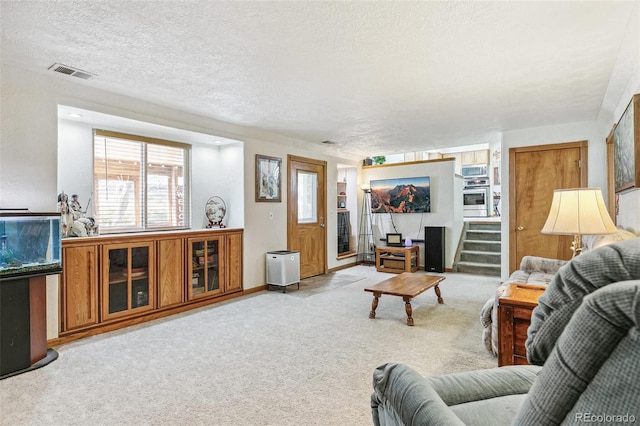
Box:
225;231;243;293
101;241;155;321
61;245;98;331
509;141;587;272
188;236;224;300
474;149;489;164
157;238;184;308
462;150;489;165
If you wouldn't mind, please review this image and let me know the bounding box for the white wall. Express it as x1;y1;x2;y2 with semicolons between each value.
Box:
361;159;462;269
191;142;244;229
58;120;95;214
0;63;360;339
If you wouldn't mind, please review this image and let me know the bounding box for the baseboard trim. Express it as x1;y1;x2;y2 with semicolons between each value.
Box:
49;290;245;347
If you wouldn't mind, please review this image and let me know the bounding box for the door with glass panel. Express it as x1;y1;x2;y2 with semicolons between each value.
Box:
288;155;327;278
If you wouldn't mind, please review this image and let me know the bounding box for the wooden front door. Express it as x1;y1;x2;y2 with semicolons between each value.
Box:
287;155;327;279
509;141;588;273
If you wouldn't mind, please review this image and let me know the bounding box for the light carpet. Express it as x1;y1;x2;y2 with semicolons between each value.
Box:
0;266;501;426
277;272;365;297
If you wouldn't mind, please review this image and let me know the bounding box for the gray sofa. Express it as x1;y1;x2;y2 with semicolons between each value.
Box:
481;228;638;355
371;238;640;425
481;255;567;355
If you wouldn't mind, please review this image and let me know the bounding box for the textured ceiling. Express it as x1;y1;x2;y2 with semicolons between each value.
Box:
1;1;638;158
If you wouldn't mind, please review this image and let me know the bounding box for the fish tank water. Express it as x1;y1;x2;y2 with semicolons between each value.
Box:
0;212;62;280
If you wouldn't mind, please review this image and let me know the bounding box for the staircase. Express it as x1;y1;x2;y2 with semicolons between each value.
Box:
454;221;501;276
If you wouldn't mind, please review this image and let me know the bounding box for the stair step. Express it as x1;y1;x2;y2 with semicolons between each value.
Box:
456;261;501;277
467;222;501;231
460;250;501;264
463;240;501;252
466;230;501;241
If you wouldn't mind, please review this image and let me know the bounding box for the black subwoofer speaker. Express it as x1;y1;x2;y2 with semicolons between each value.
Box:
424;226;445;273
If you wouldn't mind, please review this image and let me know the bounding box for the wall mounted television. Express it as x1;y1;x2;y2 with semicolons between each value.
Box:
370;176;431;213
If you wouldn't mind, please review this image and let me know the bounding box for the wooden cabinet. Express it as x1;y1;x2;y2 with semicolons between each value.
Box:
225;231;243;292
157;237;185;308
58;229;243;342
376;246;419;273
61;243;98;331
101;241;155;321
498;283;546;366
461;149;489;165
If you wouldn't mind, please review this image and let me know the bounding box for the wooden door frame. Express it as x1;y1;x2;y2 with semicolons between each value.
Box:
508;141;588;273
286;154;328;276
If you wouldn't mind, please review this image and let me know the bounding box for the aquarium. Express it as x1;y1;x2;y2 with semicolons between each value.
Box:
0;212;62;280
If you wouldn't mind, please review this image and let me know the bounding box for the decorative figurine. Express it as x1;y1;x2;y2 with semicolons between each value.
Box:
58;191;98;237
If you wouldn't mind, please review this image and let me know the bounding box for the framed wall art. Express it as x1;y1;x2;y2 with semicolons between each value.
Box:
613;93;640;193
255;154;281;202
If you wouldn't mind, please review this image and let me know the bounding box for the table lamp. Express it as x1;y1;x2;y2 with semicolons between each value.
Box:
541;188;617;258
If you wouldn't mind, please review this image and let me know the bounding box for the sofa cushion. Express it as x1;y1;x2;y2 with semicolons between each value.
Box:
450;394;528;426
526;238;640;366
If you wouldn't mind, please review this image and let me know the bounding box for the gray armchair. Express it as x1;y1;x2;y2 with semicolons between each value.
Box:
371;239;640;425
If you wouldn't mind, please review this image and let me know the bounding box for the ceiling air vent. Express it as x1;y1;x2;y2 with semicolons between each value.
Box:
48;63;96;80
321;140;337;145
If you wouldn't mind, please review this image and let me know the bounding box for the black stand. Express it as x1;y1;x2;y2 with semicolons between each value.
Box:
0;276;59;380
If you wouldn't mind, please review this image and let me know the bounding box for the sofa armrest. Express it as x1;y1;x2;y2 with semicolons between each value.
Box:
372;363;465;425
519;256;567;274
372;363;543;426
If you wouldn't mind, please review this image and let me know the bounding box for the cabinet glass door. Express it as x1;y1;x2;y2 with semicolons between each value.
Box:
189;237;223;299
130;246;150;309
103;242;154;320
107;248;128;314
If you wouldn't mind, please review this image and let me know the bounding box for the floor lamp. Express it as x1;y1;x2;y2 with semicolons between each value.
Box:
541;188;617;258
357;184;375;265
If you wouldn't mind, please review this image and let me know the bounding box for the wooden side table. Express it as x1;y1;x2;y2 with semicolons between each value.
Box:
497;283;546;366
375;246;419;273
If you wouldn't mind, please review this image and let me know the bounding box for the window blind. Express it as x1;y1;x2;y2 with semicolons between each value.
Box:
93;130;190;233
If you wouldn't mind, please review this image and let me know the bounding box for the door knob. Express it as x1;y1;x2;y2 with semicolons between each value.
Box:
517;226;524;231
320;224;325;228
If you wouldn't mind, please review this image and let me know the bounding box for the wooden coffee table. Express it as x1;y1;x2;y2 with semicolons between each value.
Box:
364;272;445;326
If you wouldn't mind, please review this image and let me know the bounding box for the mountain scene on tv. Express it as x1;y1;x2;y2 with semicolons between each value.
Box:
370;177;431;213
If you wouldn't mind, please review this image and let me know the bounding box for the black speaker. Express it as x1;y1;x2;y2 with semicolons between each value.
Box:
424;226;445;273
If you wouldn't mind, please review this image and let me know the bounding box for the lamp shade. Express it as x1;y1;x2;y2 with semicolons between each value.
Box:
541;188;617;235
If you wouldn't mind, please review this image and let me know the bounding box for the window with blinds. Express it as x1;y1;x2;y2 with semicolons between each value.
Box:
93;130;190;233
